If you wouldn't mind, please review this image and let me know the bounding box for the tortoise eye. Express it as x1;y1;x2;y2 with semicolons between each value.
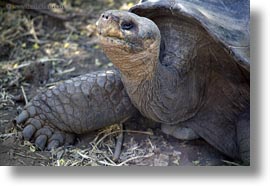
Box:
121;22;133;30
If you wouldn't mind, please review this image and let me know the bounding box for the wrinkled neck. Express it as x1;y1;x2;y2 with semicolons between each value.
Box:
121;58;165;93
112;40;161;85
122;59;184;123
120;54;158;84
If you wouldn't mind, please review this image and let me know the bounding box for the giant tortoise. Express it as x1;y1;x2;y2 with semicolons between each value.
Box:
15;0;250;164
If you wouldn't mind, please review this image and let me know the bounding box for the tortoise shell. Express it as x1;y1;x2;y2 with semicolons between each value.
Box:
130;0;250;72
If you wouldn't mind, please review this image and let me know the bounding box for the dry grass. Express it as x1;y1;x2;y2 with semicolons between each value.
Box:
49;125;154;166
0;89;14;109
1;0;149;166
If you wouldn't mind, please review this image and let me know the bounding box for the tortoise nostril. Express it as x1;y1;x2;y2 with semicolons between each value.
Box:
102;14;109;20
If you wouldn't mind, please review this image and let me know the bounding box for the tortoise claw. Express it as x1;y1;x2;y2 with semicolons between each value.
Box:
35;135;48;150
47;140;60;150
64;133;76;146
14;110;29;124
22;125;36;141
18;108;76;151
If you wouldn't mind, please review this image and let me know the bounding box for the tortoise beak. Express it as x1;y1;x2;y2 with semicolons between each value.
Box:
96;11;124;39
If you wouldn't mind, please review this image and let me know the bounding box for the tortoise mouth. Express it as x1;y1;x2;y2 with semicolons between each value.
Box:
98;34;125;44
98;33;144;54
98;34;132;49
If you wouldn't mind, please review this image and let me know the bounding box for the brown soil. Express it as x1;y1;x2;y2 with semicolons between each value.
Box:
0;0;234;166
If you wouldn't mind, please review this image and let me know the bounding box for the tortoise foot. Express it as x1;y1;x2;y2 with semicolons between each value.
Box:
15;110;75;151
161;124;200;140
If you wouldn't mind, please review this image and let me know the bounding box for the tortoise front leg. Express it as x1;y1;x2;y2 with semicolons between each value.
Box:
14;70;137;150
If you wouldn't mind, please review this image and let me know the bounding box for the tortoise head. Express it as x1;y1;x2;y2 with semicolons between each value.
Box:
96;10;161;76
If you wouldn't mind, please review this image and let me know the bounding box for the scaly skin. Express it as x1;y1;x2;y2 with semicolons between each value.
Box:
14;9;249;165
96;10;250;164
15;70;137;150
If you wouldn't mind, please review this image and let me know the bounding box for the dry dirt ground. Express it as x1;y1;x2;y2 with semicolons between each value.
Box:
0;0;236;166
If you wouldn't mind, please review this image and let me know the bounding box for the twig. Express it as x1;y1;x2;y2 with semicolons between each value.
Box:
35;153;48;159
96;129;153;147
11;58;66;71
77;151;93;160
8;56;29;65
65;31;74;42
32;9;76;21
0;133;16;138
222;160;241;166
6;0;74;21
39;58;67;63
28;19;40;44
147;138;154;150
98;160;116;166
8;76;20;87
112;123;123;162
20;86;28;104
116;153;154;166
56;67;76;76
103;154;117;166
14;152;47;160
18;159;26;166
27;38;49;44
